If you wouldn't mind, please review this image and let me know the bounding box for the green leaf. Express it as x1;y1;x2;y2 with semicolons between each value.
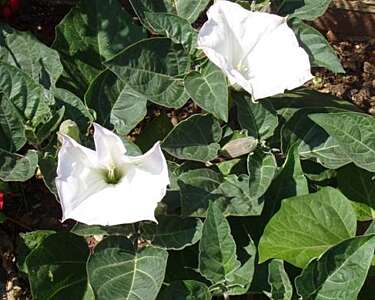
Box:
0;62;51;127
278;0;331;20
198;201;241;284
310;111;375;172
0;93;26;152
0;149;38;182
163;114;222;162
71;223;132;237
0;24;63;89
106;37;190;108
25;232;89;300
266;259;293;300
179;168;264;217
214;174;264;216
247;150;277;200
87;236;168;300
235;93;278;140
38;153;58;196
110;86;147;135
54;88;94;130
290;19;345;73
179;168;223;217
185;62;228;121
17;230;55;273
258;187;357;268
295;235;375;299
129;0;210;24
144;12;197;51
141;216;203;250
282;108;351;169
158;280;211;300
53;0;145;95
338;164;375;221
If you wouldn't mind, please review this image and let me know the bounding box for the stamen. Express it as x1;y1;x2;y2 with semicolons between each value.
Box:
103;166;123;184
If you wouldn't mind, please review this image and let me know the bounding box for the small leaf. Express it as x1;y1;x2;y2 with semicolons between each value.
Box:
0;149;38;182
235;93;278;140
185;62;228;121
259;187;357;268
296;235;375;299
163;114;222;162
266;259;293;300
247;150;277;200
158;280;211;300
38;153;57;196
199;201;241;284
25;232;89;300
310;111;375;172
106;38;190;108
87;236;168;300
141;216;203;250
290;19;345;73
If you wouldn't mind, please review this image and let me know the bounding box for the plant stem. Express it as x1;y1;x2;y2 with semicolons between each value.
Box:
223;293;230;300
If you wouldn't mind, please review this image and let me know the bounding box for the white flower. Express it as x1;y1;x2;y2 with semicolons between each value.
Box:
197;0;313;100
55;123;169;226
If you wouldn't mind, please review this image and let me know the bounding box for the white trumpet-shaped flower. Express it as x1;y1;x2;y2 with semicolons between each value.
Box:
55;123;169;226
197;0;313;100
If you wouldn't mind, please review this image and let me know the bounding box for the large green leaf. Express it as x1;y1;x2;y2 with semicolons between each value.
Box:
158;280;211;300
235;93;278;140
110;86;148;135
0;149;38;182
198;201;241;284
258;187;357;268
163;114;222;162
310;111;375;172
144;12;197;51
290;19;344;73
141;216;203;250
282;108;351;169
25;232;89;300
53;0;145;95
106;37;190;108
185;62;228;121
0;62;51;127
129;0;210;24
338;164;375;220
0;93;26;152
87;236;168;300
296;235;375;299
278;0;331;20
0;24;63;89
266;259;292;300
247;150;277;200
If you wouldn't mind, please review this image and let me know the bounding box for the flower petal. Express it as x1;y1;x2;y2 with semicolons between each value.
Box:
245;17;313;99
61;142;169;225
55;134;106;221
198;1;312;100
93;123;127;165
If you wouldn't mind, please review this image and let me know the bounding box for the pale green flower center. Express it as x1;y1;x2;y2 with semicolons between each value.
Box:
102;165;123;185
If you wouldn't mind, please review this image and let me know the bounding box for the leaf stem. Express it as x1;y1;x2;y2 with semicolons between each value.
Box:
223;293;230;300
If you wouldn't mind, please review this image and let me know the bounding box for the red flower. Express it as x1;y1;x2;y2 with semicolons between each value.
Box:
0;192;4;210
